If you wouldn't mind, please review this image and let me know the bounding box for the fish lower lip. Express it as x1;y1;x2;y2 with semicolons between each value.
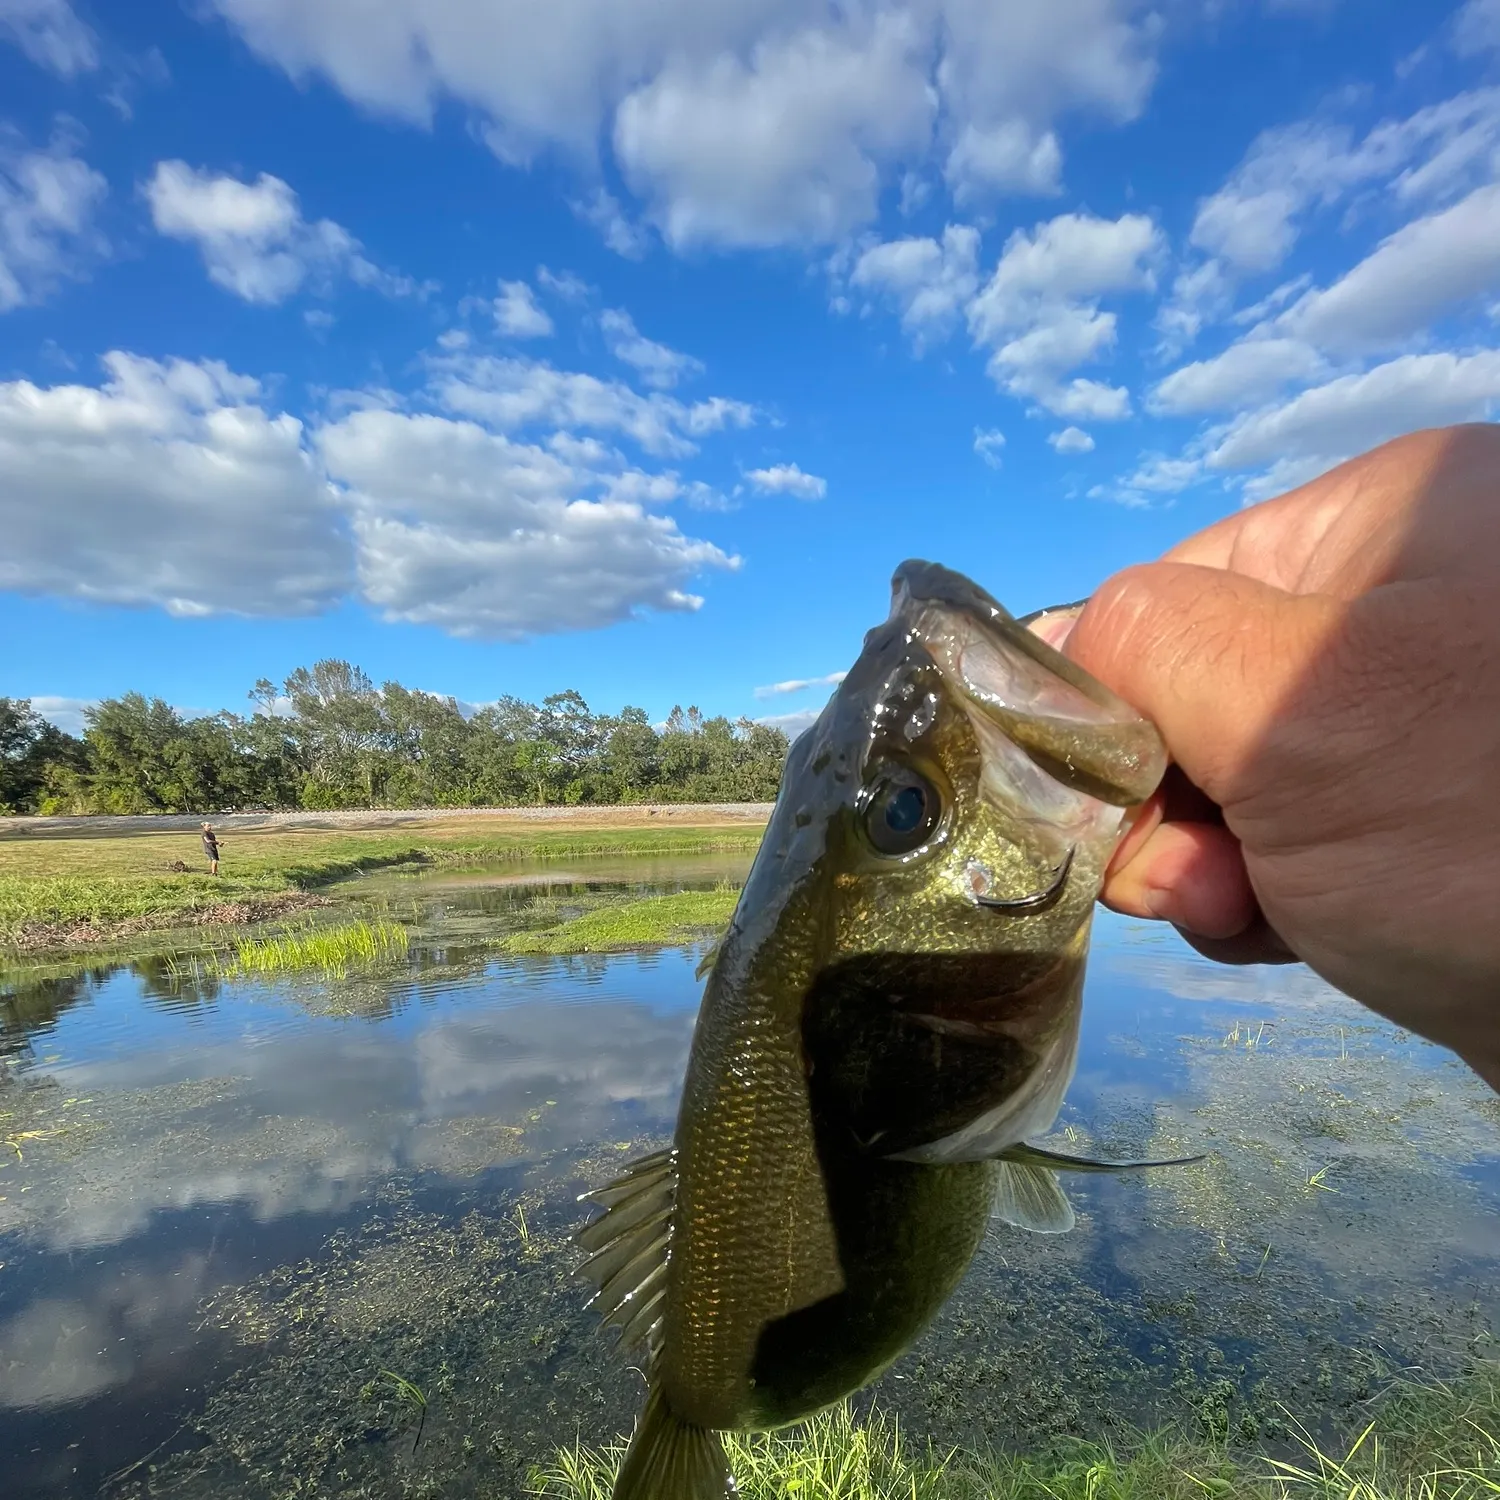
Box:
972;847;1075;912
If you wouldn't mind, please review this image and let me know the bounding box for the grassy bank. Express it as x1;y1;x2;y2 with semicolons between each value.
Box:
0;818;765;955
531;1363;1500;1500
500;888;739;955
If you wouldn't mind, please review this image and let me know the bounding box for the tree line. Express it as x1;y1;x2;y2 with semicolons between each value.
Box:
0;660;792;815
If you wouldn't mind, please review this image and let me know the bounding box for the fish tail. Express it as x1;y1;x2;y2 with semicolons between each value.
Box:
612;1386;735;1500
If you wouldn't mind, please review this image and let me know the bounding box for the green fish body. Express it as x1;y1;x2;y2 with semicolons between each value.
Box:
577;561;1178;1498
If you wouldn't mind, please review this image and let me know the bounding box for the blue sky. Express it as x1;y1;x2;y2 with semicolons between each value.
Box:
2;0;1498;738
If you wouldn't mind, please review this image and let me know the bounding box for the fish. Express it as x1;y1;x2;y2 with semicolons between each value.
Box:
576;559;1193;1500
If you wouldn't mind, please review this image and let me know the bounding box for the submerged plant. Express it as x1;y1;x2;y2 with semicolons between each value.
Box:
371;1369;428;1456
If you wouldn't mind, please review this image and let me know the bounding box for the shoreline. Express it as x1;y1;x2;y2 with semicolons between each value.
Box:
0;816;767;967
0;803;773;840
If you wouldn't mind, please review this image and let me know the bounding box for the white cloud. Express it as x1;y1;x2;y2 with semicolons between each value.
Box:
973;427;1006;468
1037;376;1132;421
0;353;350;616
1154;260;1232;355
0;130;106;311
1206;350;1500;481
202;0;1174;251
28;695;94;736
849;223;979;345
1283;184;1500;355
970;211;1161;327
754;670;846;699
0;0;97;75
615;13;936;250
745;462;826;499
1166;90;1500;349
754;707;822;740
145;161;415;304
1454;0;1500;56
1151;336;1328;414
935;0;1155;204
1048;425;1094;453
1158;91;1500;357
429;351;755;458
601;467;726;511
572;187;651;258
536;265;592;302
944;121;1061;201
493;279;554;338
0;340;760;638
1124;454;1201;492
1191;183;1300;275
600;309;704;388
321;408;737;639
968;210;1160;417
1089;451;1201;509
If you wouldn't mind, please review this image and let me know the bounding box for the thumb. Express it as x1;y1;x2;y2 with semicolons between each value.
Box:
1065;562;1343;806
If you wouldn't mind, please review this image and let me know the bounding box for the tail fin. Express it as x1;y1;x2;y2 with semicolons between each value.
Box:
612;1387;735;1500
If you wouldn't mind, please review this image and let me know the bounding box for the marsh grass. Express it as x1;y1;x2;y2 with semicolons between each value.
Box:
499;887;739;955
530;1365;1500;1500
215;919;410;977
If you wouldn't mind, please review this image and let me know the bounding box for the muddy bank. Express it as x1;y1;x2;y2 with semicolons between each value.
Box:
7;891;333;955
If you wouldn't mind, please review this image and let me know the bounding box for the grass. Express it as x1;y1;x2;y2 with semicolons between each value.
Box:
529;1363;1500;1500
214;918;410;978
0;819;764;953
498;887;739;954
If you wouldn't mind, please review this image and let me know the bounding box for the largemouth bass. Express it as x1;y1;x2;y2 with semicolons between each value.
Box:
578;560;1186;1499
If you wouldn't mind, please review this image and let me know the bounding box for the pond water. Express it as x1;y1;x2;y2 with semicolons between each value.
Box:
1;857;1497;1498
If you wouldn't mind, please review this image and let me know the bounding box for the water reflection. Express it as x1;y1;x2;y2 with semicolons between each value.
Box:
0;872;1496;1499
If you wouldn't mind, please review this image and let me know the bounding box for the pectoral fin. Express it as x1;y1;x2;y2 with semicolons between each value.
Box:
576;1149;677;1358
992;1160;1076;1234
999;1142;1205;1173
611;1386;734;1500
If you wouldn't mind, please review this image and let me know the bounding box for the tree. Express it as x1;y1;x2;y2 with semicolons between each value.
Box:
0;699;86;813
280;660;388;806
83;694;192;813
13;664;794;814
605;707;660;802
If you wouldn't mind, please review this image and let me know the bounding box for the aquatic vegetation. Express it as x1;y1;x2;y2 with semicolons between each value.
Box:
499;888;739;954
370;1370;428;1455
215;919;410;977
531;1366;1500;1500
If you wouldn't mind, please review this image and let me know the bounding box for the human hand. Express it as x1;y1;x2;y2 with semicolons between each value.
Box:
1063;424;1500;1090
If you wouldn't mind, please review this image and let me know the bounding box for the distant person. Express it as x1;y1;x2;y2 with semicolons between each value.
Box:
201;822;220;876
1065;423;1500;1094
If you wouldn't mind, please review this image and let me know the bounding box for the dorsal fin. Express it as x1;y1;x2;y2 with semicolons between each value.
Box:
576;1149;677;1357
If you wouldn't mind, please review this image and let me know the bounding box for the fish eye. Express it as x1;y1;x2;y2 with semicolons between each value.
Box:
861;767;943;857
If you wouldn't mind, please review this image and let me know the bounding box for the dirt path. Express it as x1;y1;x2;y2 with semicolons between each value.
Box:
0;804;773;841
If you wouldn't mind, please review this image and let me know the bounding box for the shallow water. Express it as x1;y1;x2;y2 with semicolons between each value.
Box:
1;859;1496;1498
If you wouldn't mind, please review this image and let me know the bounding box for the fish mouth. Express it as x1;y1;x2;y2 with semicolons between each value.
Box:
888;559;1166;812
966;848;1074;912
